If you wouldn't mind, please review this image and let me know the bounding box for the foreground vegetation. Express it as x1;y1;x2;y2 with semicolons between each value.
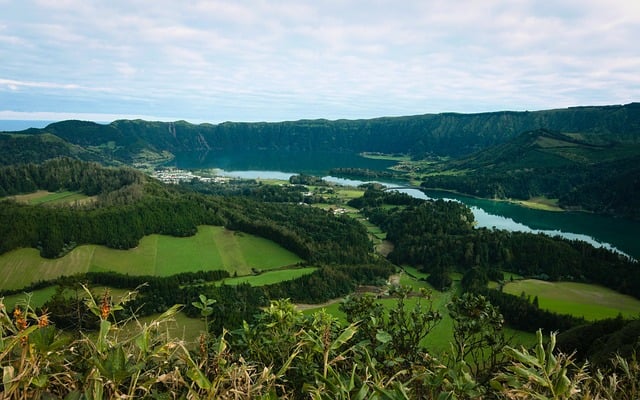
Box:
3;290;640;399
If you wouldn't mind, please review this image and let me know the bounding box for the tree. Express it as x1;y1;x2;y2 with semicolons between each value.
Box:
447;293;508;383
340;285;442;369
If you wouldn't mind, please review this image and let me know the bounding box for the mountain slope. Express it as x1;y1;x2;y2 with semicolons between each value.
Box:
449;128;634;170
5;102;639;165
420;129;640;219
0;132;104;166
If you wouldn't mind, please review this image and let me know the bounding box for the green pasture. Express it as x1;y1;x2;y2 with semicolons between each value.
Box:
356;217;386;240
502;271;523;281
360;152;410;162
503;279;640;320
2;286;59;311
6;190;91;205
513;196;562;212
333;188;365;199
401;265;429;280
129;311;206;344
0;226;302;291
216;267;317;286
30;191;90;205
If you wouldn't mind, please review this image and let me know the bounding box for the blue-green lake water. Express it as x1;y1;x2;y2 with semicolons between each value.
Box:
172;150;640;259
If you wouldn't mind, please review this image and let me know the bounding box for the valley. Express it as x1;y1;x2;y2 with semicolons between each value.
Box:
1;104;639;398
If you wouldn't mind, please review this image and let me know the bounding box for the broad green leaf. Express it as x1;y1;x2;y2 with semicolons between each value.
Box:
187;367;211;390
96;319;111;353
3;365;14;388
376;330;392;344
31;373;49;388
63;391;82;400
135;330;149;354
554;373;571;396
331;324;358;351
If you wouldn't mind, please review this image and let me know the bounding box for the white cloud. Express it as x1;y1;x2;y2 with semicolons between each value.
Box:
1;0;638;122
0;79;80;91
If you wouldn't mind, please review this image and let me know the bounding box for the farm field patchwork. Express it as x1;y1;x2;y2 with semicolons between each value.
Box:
215;267;317;286
0;225;303;290
503;279;640;320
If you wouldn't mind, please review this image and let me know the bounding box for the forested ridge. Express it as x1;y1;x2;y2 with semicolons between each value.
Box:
2;103;639;166
0;158;373;263
420;128;640;218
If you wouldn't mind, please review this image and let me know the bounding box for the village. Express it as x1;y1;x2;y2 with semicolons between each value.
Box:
151;167;230;185
151;167;351;216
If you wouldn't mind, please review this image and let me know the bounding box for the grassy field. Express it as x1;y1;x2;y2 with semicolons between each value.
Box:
303;295;456;355
2;286;59;311
356;217;386;240
402;265;429;280
503;279;640;320
512;196;562;212
0;225;303;290
7;190;93;206
216;267;317;286
332;187;365;200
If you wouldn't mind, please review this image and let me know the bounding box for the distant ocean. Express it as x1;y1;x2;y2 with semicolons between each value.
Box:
0;120;54;131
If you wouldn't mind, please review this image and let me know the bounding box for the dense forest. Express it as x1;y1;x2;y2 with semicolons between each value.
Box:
419;129;640;219
353;188;638;295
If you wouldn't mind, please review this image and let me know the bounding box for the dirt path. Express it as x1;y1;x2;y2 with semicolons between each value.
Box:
295;275;401;311
294;297;344;311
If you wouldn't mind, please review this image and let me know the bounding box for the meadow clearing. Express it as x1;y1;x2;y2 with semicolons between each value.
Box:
0;225;302;290
300;268;537;355
215;267;317;286
8;190;94;205
503;279;640;320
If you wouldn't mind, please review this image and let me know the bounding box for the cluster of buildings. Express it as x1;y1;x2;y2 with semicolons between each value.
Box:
151;168;229;185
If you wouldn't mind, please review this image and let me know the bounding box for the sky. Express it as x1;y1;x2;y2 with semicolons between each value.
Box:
1;0;639;124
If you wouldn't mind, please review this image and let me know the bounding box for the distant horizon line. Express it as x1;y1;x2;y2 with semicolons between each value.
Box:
1;102;637;128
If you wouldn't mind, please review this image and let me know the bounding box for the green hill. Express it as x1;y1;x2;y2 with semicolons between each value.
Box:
420;129;640;218
0;132;104;166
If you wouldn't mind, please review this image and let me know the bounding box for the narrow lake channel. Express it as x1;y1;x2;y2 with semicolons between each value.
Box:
172;150;640;259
